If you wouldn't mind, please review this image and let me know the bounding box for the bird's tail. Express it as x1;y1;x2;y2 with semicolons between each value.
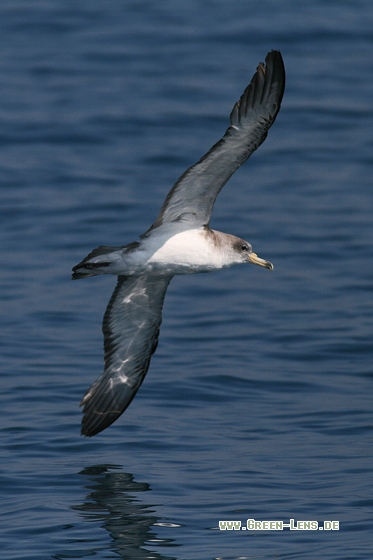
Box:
72;245;122;279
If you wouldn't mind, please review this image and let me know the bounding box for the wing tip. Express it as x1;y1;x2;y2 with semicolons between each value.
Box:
80;405;123;437
79;380;125;437
266;49;286;104
230;48;285;129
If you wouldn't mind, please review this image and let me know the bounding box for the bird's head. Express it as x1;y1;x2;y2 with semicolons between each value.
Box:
233;238;274;270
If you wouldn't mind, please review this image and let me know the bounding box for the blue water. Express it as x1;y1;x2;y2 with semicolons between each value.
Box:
1;1;373;558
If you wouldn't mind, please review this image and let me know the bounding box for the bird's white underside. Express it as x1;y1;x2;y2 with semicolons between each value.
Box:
92;227;247;277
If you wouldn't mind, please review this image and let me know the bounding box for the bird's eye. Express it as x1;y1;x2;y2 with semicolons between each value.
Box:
241;244;249;251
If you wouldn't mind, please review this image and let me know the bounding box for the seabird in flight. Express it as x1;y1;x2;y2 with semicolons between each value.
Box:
72;50;285;437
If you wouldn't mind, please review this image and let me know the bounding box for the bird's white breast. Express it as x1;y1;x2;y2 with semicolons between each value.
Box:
144;228;229;273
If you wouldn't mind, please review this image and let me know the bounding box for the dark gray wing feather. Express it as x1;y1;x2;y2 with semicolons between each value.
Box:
144;50;285;234
80;274;172;436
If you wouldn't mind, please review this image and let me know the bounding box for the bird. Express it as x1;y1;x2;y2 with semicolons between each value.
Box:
72;50;285;437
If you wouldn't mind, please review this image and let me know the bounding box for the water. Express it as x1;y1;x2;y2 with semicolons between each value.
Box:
1;1;373;558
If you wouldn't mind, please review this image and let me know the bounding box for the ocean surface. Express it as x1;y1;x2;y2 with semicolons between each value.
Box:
1;1;373;559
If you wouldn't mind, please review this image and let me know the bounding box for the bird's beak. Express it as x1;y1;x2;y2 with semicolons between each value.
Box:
248;252;274;271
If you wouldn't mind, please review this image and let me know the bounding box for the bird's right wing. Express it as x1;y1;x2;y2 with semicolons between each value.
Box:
80;274;172;437
144;50;285;234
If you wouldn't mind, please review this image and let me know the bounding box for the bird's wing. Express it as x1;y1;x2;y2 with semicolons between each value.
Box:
144;50;285;234
80;274;172;436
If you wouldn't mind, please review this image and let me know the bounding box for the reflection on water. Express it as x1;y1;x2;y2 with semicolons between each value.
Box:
71;464;178;560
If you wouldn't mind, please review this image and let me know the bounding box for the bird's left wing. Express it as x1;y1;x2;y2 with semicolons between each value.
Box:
144;50;285;234
80;274;172;436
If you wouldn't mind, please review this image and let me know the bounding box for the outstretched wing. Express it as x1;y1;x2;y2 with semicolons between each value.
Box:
144;50;285;234
80;274;172;436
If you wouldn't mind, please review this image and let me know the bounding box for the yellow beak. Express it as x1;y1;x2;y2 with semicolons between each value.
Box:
248;252;274;271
